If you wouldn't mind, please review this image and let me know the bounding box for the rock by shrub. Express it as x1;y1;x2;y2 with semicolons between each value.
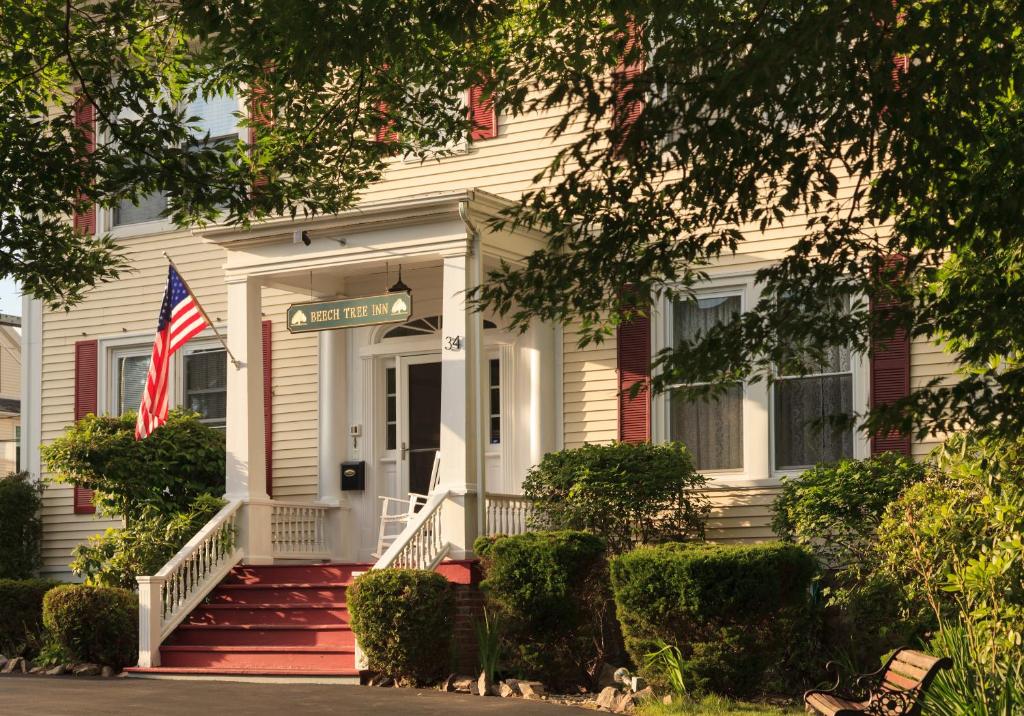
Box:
0;578;57;655
0;472;44;579
610;542;818;697
42;584;137;668
348;569;454;685
474;530;617;690
522;442;709;554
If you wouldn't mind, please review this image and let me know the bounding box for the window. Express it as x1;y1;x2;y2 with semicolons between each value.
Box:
113;91;240;227
385;366;397;450
489;358;500;445
183;348;227;428
667;294;744;471
773;344;854;470
115;351;150;415
15;425;20;472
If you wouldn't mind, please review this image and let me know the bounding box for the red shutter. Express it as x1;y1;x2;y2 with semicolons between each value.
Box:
375;101;397;143
73;340;98;514
72;97;96;236
617;309;651;443
468;85;496;141
612;21;645;152
249;81;272;190
870;264;911;456
262;320;273;498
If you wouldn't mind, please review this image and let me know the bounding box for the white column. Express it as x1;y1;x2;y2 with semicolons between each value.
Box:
438;253;486;558
319;329;355;561
318;329;347;505
225;277;272;563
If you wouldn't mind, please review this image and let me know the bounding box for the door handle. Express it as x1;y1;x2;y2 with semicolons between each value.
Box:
401;442;408;460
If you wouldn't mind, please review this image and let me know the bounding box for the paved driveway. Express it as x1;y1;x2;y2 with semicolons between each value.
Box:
0;675;586;715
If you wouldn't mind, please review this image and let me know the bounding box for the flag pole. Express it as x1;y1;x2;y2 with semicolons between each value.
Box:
162;252;241;368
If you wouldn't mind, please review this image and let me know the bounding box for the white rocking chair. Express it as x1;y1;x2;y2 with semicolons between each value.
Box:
373;452;441;559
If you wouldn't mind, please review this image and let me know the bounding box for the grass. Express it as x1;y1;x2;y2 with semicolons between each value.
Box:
637;694;803;716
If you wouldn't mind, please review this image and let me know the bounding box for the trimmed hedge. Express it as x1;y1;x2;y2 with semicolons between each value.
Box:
610;542;818;697
0;472;44;579
42;584;137;668
348;569;454;685
474;530;616;689
0;578;57;655
522;442;709;554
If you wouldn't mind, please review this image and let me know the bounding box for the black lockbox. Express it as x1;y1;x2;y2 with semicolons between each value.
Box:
340;461;365;491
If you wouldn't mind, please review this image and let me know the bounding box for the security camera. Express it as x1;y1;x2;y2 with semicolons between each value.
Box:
293;229;311;246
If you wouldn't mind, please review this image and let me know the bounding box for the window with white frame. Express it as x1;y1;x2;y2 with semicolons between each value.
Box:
773;343;854;470
108;341;227;427
667;293;744;471
182;346;228;428
112;347;151;416
113;91;241;227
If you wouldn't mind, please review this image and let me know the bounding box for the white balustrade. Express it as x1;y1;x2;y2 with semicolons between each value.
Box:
270;502;332;559
137;499;244;667
373;490;451;570
484;493;535;536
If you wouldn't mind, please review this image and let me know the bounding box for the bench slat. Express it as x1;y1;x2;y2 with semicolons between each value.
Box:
888;659;930;682
807;692;867;715
883;671;920;691
894;649;943;671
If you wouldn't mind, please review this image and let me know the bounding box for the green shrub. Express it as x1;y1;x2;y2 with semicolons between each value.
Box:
474;530;616;689
522;442;709;554
610;542;818;697
772;453;928;571
43;584;137;668
42;409;225;518
0;472;44;579
0;578;57;655
772;453;929;670
348;569;454;685
877;433;1024;629
71;494;225;589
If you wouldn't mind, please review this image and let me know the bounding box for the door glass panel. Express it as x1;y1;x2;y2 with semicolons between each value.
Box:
407;362;442;495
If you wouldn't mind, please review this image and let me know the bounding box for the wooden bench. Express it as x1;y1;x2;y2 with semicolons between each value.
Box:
804;647;951;716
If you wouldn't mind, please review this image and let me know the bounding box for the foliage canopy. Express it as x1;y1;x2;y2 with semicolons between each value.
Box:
4;1;1024;436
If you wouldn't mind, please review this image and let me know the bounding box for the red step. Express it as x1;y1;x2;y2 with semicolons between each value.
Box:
206;583;348;604
159;645;356;671
186;602;350;626
130;563;367;678
167;624;354;648
223;564;370;585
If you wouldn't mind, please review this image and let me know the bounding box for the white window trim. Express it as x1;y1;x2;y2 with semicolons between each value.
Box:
652;271;868;487
98;326;228;419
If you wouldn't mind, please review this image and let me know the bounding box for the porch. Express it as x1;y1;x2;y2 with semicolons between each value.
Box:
135;189;552;670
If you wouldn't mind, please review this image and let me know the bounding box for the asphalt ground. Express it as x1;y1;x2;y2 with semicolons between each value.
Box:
0;675;587;716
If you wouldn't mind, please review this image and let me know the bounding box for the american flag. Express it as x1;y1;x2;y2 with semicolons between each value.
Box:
135;265;210;439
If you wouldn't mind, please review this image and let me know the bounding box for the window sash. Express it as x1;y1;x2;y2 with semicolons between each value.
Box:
183;348;227;427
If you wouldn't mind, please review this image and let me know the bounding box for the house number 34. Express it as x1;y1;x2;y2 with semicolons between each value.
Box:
443;335;463;351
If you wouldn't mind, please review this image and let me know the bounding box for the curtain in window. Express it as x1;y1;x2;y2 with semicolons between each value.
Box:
188;92;239;139
114;191;168;226
774;346;854;469
118;355;150;415
669;295;744;470
184;350;227;426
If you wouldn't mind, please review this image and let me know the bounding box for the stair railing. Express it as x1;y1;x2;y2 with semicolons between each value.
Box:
372;489;451;570
136;498;244;668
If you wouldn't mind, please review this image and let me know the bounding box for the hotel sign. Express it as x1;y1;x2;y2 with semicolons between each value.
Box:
286;291;412;333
